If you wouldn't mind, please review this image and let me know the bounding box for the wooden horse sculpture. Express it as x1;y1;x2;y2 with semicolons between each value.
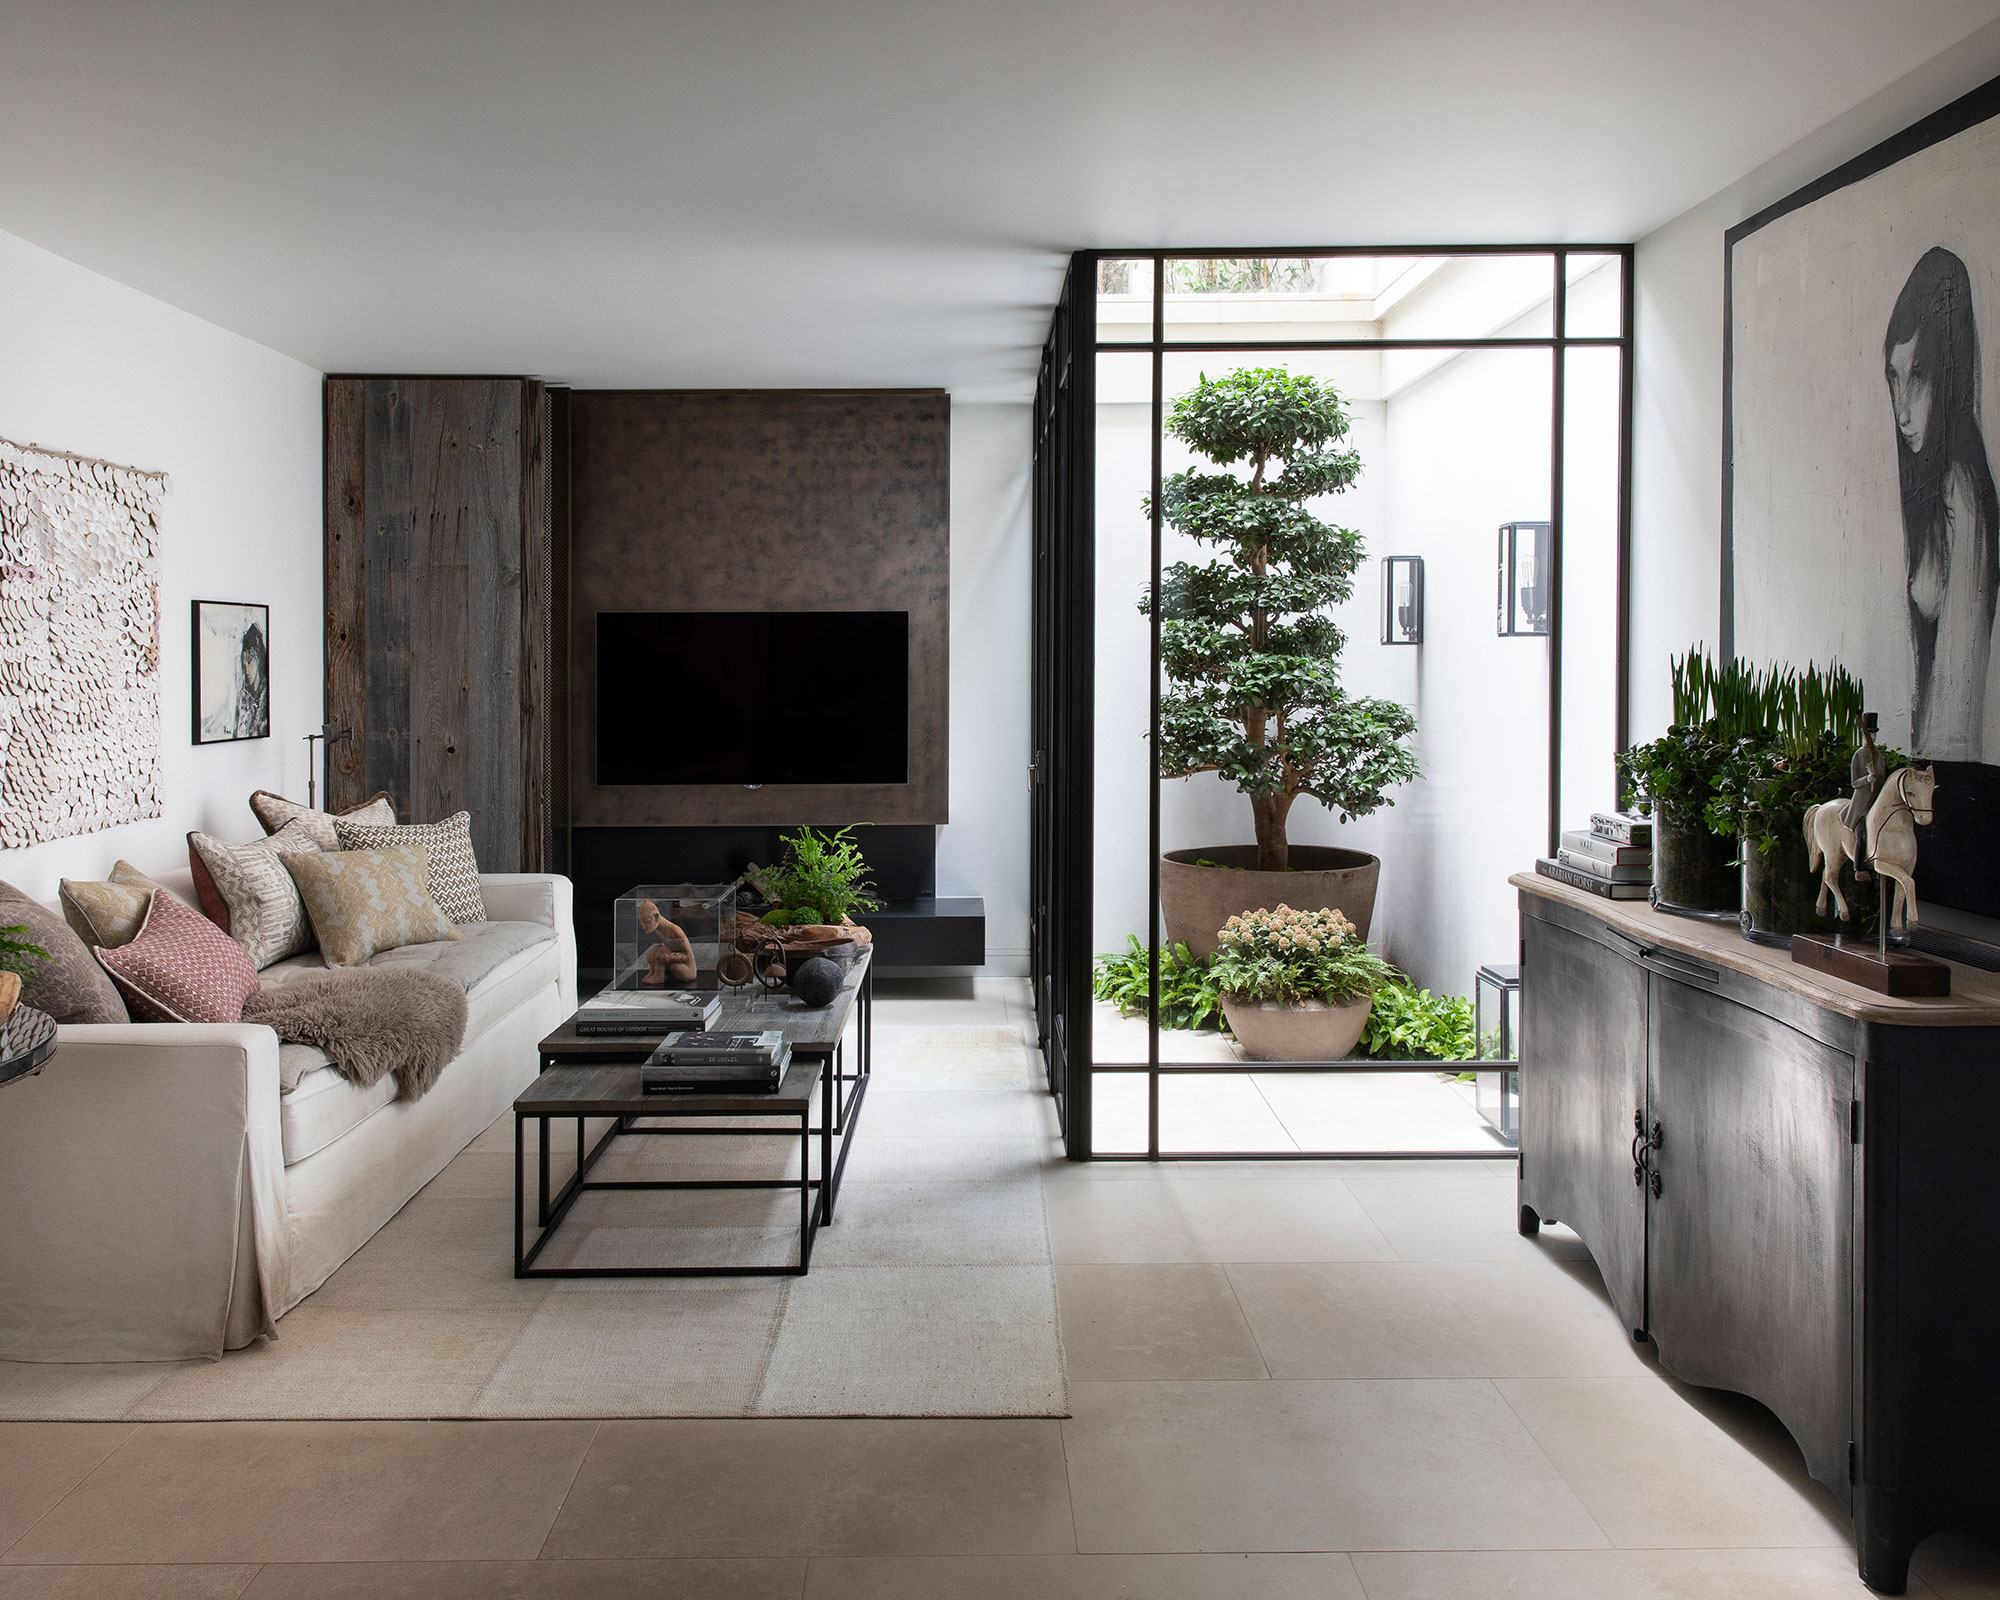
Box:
1805;764;1936;930
1866;763;1936;935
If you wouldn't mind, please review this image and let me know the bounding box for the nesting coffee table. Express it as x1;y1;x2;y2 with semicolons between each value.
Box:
515;951;872;1278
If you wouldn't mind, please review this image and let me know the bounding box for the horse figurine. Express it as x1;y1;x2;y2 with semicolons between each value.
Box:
1805;764;1937;931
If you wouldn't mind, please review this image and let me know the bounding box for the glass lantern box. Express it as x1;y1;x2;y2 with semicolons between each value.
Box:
1474;962;1522;1146
612;884;734;991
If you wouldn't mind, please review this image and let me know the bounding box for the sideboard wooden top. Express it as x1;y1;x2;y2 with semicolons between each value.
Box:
1511;872;2000;1027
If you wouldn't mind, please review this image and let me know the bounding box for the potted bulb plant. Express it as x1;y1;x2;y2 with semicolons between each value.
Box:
1147;368;1419;957
1209;904;1398;1061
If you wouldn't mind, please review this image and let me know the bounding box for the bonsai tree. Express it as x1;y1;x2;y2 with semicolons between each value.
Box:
1143;368;1418;871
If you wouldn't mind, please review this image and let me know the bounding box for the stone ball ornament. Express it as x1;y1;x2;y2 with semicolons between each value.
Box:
789;955;842;1008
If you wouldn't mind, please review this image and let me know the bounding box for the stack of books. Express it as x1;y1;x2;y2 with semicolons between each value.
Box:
573;988;720;1037
1536;811;1653;901
641;1030;792;1095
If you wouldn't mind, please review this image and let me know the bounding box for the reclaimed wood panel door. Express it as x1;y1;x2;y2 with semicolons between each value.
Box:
1518;909;1648;1339
1645;972;1853;1501
324;376;552;872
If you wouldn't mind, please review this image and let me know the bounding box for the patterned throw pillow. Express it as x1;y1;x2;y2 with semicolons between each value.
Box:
0;878;129;1024
188;824;323;969
248;789;396;853
96;889;260;1024
285;844;461;967
59;860;181;950
333;811;487;924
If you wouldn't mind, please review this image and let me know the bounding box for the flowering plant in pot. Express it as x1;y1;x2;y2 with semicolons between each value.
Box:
1144;367;1418;957
1209;904;1398;1061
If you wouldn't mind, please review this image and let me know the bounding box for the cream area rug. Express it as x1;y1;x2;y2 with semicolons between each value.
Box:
0;981;1070;1420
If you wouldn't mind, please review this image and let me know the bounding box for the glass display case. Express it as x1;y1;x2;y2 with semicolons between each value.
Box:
1474;961;1521;1145
612;884;734;991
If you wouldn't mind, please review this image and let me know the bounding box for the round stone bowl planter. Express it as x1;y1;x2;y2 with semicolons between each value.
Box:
1220;994;1374;1062
1159;845;1380;960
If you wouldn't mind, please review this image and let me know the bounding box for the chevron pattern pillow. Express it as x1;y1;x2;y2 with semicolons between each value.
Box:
332;811;487;925
249;789;395;852
285;843;461;967
188;823;323;968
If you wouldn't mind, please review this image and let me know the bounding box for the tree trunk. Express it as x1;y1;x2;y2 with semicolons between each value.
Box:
1251;792;1295;873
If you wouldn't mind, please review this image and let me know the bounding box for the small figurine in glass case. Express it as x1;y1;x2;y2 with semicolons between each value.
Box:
636;900;697;987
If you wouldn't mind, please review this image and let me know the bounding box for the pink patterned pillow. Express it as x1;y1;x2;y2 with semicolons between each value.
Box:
96;886;261;1023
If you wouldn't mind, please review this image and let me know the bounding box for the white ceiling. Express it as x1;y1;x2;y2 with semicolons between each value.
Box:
4;0;1998;401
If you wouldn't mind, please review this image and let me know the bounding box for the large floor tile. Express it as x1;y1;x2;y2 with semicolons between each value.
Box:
1350;1546;1937;1599
2;1420;598;1564
1045;1177;1395;1263
859;1090;1041;1140
235;1558;805;1598
1226;1260;1643;1379
542;1417;1074;1558
1494;1376;1851;1548
1342;1174;1590;1263
0;1424;134;1552
840;1134;1045;1185
1153;1075;1299;1153
1056;1265;1268;1380
0;1568;259;1599
753;1266;1065;1416
1913;1531;2000;1599
1062;1378;1606;1553
805;1552;1365;1598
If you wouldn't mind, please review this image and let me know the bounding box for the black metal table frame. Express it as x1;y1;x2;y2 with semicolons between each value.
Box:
514;964;873;1279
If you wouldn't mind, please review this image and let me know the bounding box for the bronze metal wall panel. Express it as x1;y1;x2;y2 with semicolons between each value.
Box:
568;389;949;826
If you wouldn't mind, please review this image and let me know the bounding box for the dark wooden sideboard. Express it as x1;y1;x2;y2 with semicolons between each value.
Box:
1513;874;2000;1594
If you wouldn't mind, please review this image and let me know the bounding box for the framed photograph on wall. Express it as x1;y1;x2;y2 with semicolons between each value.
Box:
193;600;270;744
1725;73;2000;921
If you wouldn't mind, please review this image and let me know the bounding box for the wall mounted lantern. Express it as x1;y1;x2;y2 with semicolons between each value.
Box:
1380;556;1423;645
1497;521;1551;636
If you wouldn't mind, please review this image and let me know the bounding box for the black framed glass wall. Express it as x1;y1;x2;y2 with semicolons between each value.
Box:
1036;248;1634;1161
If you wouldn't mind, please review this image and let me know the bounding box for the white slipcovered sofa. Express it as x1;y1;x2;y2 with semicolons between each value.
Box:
0;870;576;1362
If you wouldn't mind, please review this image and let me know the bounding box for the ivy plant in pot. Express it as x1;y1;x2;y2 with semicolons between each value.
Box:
1146;368;1419;957
1615;648;1752;917
1209;904;1398;1061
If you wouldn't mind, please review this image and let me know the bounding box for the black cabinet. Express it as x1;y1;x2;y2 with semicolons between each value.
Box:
1516;880;2000;1594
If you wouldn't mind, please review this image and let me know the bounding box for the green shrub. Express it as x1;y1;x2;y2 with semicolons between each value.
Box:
758;826;882;926
1360;982;1477;1061
1091;937;1229;1033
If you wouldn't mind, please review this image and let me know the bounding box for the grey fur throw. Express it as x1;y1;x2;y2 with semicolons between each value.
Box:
244;968;468;1101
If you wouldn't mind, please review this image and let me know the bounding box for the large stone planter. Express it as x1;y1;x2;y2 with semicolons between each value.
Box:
1221;994;1374;1062
1159;845;1380;959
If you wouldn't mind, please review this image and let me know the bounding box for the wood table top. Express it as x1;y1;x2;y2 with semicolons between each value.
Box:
1513;872;2000;1027
517;1055;825;1117
540;949;869;1062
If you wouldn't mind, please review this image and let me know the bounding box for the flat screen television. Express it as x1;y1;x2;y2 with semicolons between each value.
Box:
596;611;909;785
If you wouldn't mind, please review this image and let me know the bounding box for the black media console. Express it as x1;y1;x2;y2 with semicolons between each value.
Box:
564;825;984;976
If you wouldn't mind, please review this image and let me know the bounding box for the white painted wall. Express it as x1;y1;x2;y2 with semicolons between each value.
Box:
0;228;323;902
940;402;1032;975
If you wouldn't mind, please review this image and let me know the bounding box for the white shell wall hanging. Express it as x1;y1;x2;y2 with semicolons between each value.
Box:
0;437;168;847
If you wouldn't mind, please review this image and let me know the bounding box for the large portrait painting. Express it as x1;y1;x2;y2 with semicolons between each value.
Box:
1727;77;2000;919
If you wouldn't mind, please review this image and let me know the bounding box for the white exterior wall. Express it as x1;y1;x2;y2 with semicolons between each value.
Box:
0;228;323;902
942;402;1032;975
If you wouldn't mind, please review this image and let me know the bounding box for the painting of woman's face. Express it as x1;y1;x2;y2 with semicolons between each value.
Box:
1887;335;1934;453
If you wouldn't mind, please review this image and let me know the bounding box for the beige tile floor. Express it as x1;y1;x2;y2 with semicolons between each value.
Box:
2;977;1997;1598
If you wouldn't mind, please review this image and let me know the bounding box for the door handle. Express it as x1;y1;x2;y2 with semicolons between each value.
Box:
1632;1109;1663;1195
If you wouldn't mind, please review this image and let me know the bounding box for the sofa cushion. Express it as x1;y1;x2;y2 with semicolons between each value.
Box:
333;812;487;924
58;860;180;950
285;844;459;967
95;890;260;1024
188;823;322;968
250;788;395;852
279;1057;400;1165
263;920;557;1044
0;878;128;1023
